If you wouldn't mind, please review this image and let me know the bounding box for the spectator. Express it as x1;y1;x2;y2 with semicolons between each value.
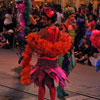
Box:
55;6;64;26
3;8;13;31
96;18;100;30
3;29;14;48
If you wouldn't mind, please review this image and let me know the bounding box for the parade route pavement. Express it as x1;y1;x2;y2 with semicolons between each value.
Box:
0;48;100;100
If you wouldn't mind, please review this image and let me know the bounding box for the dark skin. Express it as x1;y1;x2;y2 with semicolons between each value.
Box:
38;15;60;41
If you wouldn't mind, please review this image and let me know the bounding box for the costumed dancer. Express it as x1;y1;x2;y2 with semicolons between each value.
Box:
57;7;76;98
20;7;72;100
16;0;25;56
90;30;100;72
16;0;32;63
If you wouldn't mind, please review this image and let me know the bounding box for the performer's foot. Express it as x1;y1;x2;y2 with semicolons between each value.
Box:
57;95;65;99
63;91;69;96
57;86;64;98
60;87;69;97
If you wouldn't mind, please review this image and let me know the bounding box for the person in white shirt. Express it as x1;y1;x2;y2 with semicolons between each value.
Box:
55;7;64;26
3;8;13;31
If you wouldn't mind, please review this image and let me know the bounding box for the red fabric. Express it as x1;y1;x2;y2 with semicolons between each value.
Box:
50;88;56;100
41;7;54;18
26;32;72;57
38;78;56;100
46;27;58;43
38;86;45;100
38;56;57;60
90;30;100;52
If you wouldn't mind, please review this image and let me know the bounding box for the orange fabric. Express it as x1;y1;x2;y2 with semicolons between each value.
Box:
30;15;37;25
20;31;72;85
20;45;33;85
26;32;72;57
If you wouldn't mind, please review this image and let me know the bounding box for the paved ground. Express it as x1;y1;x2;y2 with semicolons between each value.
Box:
0;48;100;100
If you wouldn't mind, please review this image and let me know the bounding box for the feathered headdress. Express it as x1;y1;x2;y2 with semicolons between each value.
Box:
65;7;75;15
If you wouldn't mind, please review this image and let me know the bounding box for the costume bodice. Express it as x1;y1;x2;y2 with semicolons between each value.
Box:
46;27;59;43
39;27;59;59
64;24;75;44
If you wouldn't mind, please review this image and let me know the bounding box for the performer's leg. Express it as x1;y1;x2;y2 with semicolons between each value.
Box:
57;85;63;97
57;84;69;97
62;86;69;96
45;75;56;100
38;80;45;100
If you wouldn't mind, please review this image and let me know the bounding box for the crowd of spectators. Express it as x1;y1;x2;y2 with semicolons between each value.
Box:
0;3;100;66
0;6;17;48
